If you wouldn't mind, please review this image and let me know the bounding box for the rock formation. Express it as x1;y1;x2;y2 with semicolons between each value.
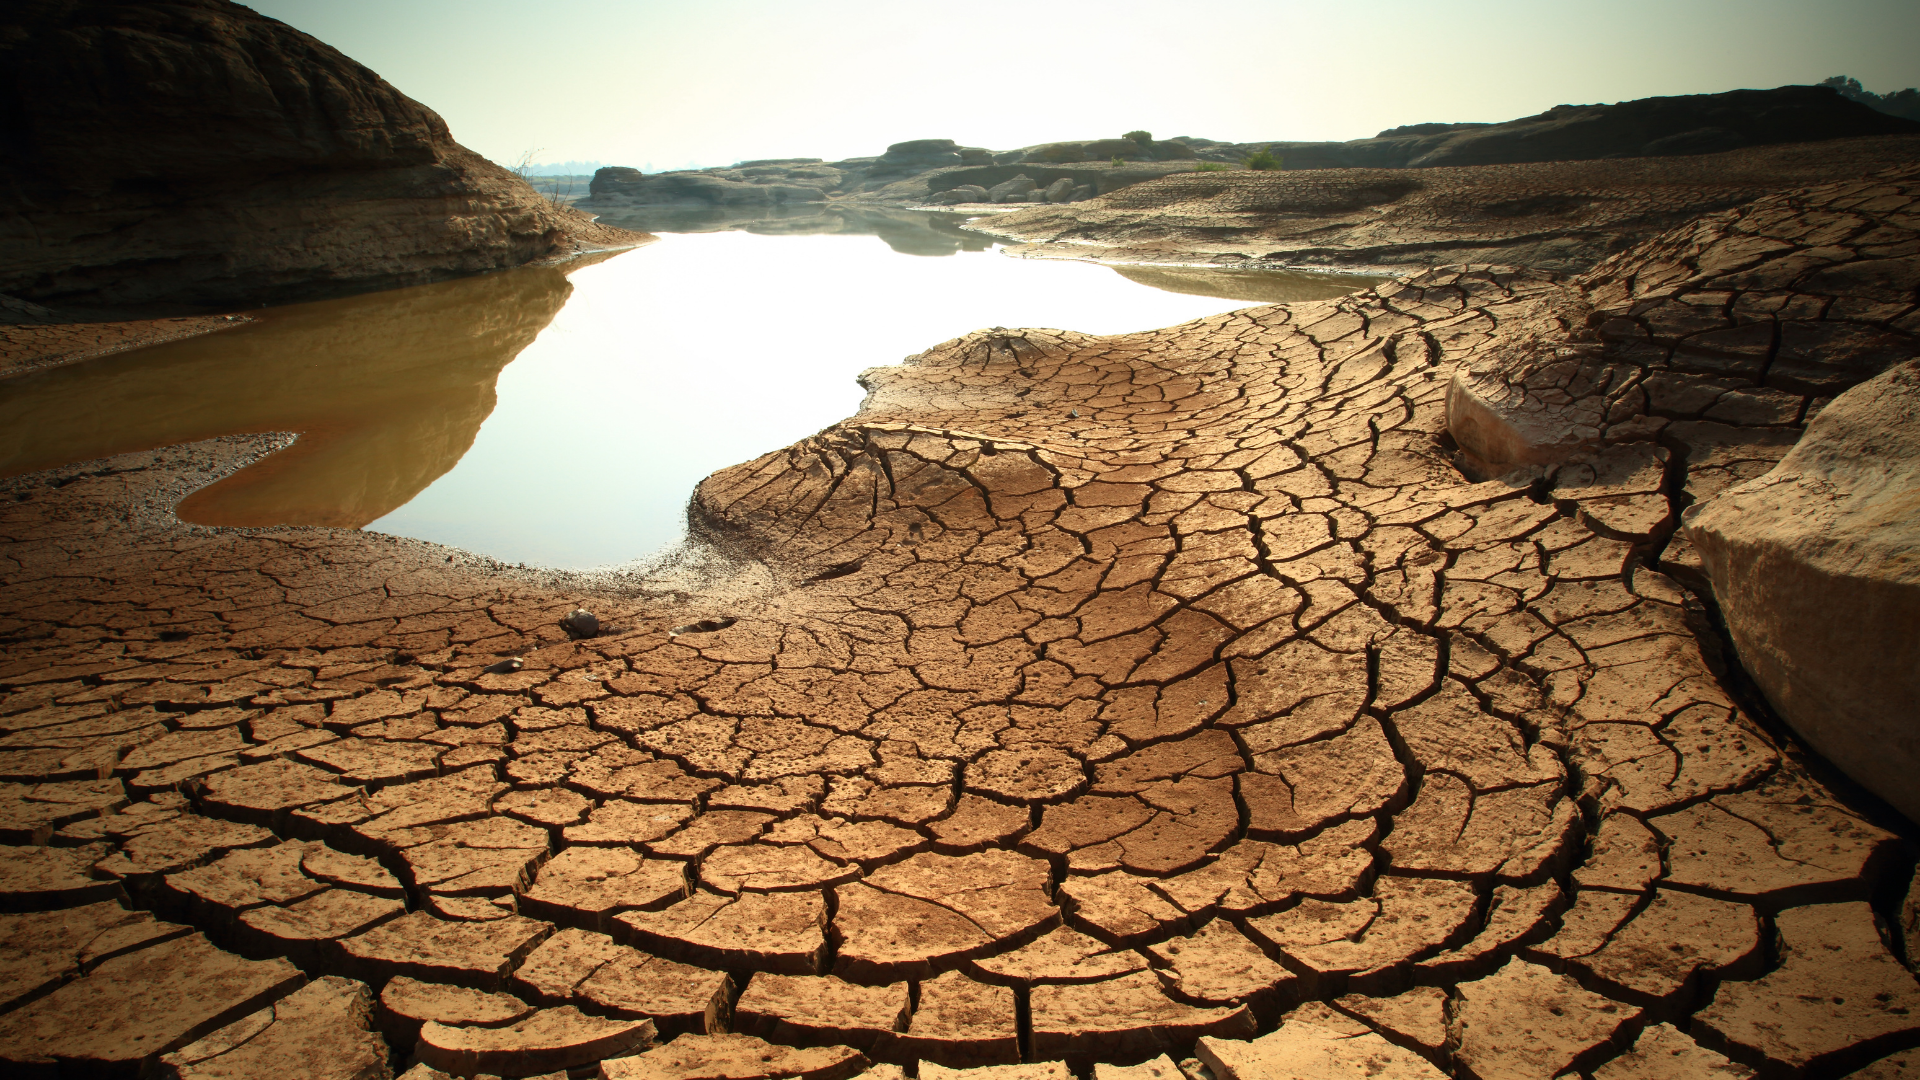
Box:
1684;360;1920;821
1;167;1917;1077
1181;85;1920;170
973;135;1920;274
0;0;646;310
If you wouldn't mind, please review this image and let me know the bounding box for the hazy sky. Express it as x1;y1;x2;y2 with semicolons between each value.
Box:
247;0;1920;171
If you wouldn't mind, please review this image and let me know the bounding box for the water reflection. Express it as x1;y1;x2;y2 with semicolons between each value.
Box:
1;232;1385;568
588;204;996;257
1112;264;1390;304
0;266;572;528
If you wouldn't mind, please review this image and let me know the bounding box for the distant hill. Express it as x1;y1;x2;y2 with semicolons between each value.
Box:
1183;84;1920;170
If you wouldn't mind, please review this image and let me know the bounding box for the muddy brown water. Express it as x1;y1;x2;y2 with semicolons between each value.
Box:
1;226;1383;568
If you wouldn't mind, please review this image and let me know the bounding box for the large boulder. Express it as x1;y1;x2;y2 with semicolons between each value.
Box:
988;175;1041;204
1684;359;1920;820
0;0;644;308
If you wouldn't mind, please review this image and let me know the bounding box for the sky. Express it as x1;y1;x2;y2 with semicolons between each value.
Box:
247;0;1920;172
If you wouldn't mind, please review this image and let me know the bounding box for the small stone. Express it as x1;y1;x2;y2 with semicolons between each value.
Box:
416;1006;652;1077
560;609;600;639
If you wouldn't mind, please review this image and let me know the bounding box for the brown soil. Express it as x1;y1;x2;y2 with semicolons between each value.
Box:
1;172;1916;1078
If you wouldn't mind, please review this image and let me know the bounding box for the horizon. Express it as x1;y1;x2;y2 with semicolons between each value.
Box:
244;0;1920;173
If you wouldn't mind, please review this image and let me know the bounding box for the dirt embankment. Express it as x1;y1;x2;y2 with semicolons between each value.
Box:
970;135;1920;274
0;0;648;341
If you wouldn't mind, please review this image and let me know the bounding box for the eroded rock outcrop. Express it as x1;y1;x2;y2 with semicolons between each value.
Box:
0;0;646;309
974;136;1920;274
1684;360;1920;821
1181;85;1920;170
1;166;1918;1078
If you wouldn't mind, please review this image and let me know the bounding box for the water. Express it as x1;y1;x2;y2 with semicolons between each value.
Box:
1;222;1382;569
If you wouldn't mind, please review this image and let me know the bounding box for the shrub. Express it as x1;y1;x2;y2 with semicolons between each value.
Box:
1124;130;1153;143
1111;156;1126;166
1243;149;1283;170
1192;162;1230;171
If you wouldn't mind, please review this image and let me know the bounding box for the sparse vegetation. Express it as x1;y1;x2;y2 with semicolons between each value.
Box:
1822;75;1920;122
1111;155;1126;166
1123;130;1152;143
1243;149;1283;170
511;148;578;208
1192;162;1230;171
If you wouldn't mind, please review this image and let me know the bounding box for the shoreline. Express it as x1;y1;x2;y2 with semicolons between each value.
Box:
1;169;1916;1076
0;239;654;382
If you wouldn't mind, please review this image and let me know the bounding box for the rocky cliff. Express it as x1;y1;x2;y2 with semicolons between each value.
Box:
973;135;1920;274
0;0;647;310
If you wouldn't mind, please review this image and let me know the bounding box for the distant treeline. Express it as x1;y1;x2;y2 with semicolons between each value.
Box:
1823;76;1920;122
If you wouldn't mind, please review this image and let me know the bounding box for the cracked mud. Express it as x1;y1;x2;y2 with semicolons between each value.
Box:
1;167;1917;1079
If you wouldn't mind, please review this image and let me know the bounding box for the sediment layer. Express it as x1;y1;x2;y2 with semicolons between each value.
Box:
973;136;1920;274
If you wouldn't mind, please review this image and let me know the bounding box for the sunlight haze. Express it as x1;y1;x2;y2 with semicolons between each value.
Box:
244;0;1920;172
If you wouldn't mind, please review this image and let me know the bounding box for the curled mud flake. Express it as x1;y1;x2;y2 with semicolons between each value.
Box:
1696;902;1920;1076
0;933;304;1076
1451;957;1643;1080
669;618;738;637
1146;917;1295;1008
1592;1022;1755;1080
736;972;909;1053
522;846;690;930
1030;970;1256;1061
969;924;1148;986
617;889;829;976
